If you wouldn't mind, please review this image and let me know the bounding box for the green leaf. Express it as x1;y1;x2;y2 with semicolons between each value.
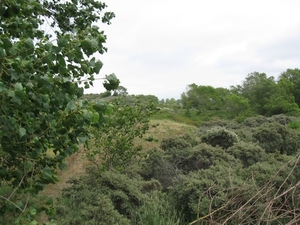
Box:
2;37;12;50
83;109;92;121
8;68;19;80
93;99;107;112
107;103;114;114
29;207;37;216
19;127;26;137
25;161;32;172
66;102;76;111
97;34;106;43
14;82;23;91
78;134;88;143
94;60;103;74
81;38;94;56
57;37;68;48
81;38;92;49
92;112;99;123
44;42;53;51
24;38;34;53
0;82;6;92
103;73;120;91
57;54;66;67
63;77;71;83
0;47;6;58
52;46;61;54
81;63;89;73
8;90;15;97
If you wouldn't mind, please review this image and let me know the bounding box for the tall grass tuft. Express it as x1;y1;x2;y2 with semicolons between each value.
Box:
132;191;186;225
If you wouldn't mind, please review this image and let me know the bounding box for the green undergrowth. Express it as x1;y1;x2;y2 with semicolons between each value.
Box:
45;115;300;224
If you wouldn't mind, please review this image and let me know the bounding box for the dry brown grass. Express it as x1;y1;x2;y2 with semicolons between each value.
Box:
40;147;90;198
135;119;198;150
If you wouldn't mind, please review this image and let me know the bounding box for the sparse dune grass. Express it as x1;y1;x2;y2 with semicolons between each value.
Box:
136;119;198;150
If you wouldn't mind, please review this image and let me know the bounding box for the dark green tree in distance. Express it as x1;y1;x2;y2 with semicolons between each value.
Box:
279;68;300;107
0;0;118;223
223;93;255;121
231;71;300;116
263;78;300;116
231;72;276;115
181;84;226;112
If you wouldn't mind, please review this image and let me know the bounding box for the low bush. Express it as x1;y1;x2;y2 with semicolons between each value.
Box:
180;143;238;173
160;135;192;151
169;163;246;223
200;126;238;149
53;168;153;224
138;149;178;190
227;141;266;167
170;153;300;224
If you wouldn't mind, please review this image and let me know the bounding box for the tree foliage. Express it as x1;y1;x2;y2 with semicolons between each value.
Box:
0;0;119;222
181;84;226;112
263;78;300;116
279;68;300;108
87;98;158;171
231;72;276;115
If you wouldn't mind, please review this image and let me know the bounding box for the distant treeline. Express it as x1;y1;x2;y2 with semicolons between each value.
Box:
84;68;300;122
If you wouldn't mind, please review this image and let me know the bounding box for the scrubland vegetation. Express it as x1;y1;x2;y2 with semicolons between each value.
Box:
1;0;300;224
48;98;300;225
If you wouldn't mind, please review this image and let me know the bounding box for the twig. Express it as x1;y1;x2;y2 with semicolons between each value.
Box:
189;201;230;225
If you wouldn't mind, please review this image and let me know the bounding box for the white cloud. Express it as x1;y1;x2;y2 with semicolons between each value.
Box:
86;0;300;99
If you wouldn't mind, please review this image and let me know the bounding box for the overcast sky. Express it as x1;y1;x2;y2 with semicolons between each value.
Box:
85;0;300;100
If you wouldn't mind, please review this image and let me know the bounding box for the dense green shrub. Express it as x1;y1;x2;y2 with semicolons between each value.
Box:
179;143;238;173
243;115;270;127
169;164;245;223
227;141;266;167
199;119;240;134
252;122;287;154
240;153;300;187
53;168;150;223
54;188;130;225
253;122;285;153
288;121;300;130
236;153;300;223
234;127;255;143
170;153;300;224
138;149;178;190
159;134;200;173
200;126;238;149
53;179;130;224
242;114;300;128
160;135;192;151
268;114;298;125
283;129;300;155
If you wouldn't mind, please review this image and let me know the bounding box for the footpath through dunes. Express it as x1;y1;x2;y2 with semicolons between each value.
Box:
40;119;198;198
40;147;89;198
